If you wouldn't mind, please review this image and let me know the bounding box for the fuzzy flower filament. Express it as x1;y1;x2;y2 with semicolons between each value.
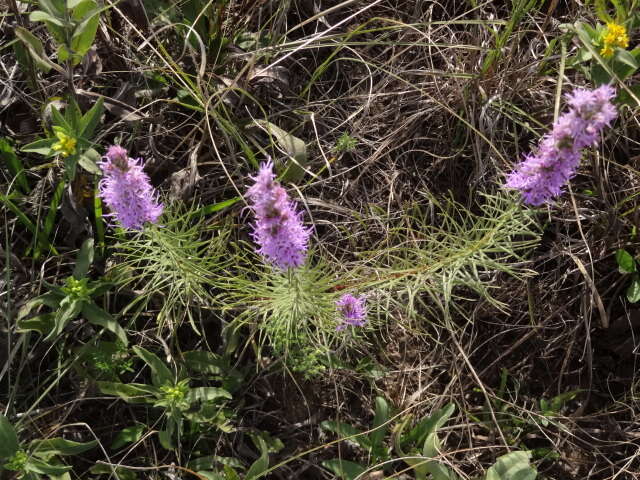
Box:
505;85;617;206
246;160;310;270
98;145;163;230
336;294;367;331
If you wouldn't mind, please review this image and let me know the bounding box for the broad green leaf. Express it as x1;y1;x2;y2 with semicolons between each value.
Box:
253;120;308;183
68;0;92;8
24;458;71;475
21;137;56;155
0;138;30;193
132;346;173;387
158;429;174;450
626;277;640;303
111;424;145;450
183;350;226;375
16;313;56;335
73;238;94;279
71;5;102;59
223;465;242;480
320;420;371;450
78;148;102;175
47;298;83;340
17;292;62;320
13;26;60;73
82;302;128;345
370;396;390;449
615;48;639;69
29;10;66;27
245;436;269;480
186;387;232;404
79;97;104;138
406;403;456;447
423;432;440;459
321;459;366;480
485;451;536;480
89;464;138;480
30;438;97;456
425;461;458;480
97;381;158;403
616;249;636;273
0;414;19;459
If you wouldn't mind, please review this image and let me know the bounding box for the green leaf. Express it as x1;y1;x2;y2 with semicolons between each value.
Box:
370;396;390;449
71;5;101;59
47;298;83;340
96;381;158;403
320;420;371;450
626;277;640;303
68;0;92;8
73;238;94;279
81;302;128;345
78;148;102;175
132;346;173;387
16;313;56;335
195;472;226;480
406;403;456;447
30;438;97;456
321;459;366;480
89;464;139;480
186;387;232;404
35;180;65;259
79;97;104;138
21;137;56;155
29;10;66;27
253;120;308;183
158;429;174;450
182;350;226;375
0;414;19;459
111;424;145;450
617;249;636;273
0;138;30;193
615;48;640;69
245;436;269;480
13;26;61;73
485;451;536;480
24;458;72;475
423;432;441;459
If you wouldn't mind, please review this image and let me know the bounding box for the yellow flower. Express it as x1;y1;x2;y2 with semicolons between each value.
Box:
52;131;77;158
601;22;629;58
600;45;615;58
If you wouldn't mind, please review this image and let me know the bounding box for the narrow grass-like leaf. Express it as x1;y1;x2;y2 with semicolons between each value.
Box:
0;138;30;193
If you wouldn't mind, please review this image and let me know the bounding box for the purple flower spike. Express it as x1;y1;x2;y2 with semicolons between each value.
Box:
246;160;310;270
336;294;366;331
99;145;163;230
506;85;617;206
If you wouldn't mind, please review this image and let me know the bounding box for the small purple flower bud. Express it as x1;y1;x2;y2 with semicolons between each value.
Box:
336;294;366;331
98;145;163;230
506;85;617;206
246;160;310;269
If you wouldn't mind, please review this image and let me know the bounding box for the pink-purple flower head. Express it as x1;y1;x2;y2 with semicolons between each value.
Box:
246;160;310;270
336;293;367;331
505;85;617;206
98;145;163;230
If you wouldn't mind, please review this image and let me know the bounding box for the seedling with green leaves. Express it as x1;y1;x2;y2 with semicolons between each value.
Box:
14;0;105;73
16;238;127;344
0;414;97;479
21;98;104;181
97;347;240;450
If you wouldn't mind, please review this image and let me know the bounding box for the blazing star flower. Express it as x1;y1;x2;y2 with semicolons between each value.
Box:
336;294;366;331
505;85;617;206
246;160;310;269
98;145;163;230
